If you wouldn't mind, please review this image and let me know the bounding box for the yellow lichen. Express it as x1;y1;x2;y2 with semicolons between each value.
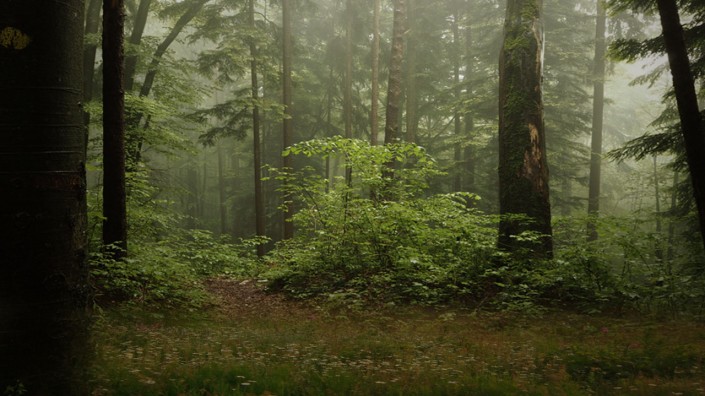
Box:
0;27;31;50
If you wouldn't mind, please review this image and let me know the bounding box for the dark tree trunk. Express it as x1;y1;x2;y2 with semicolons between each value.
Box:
103;0;128;258
282;0;294;239
384;0;406;147
497;0;553;258
587;0;607;242
124;0;153;92
370;0;381;145
655;0;705;253
0;1;90;393
250;0;266;256
83;0;102;104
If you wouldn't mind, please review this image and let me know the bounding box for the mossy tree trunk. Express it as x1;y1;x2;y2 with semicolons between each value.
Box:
497;0;553;258
0;0;90;393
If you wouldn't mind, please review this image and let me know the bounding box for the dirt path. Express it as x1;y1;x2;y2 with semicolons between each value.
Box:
204;278;311;317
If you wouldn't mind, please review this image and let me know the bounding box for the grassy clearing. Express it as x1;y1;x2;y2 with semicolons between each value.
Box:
89;281;705;395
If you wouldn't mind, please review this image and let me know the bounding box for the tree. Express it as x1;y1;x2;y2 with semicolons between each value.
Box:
370;0;381;146
124;0;153;92
250;0;266;256
384;0;406;148
282;0;294;239
497;0;553;258
0;1;90;393
654;0;705;253
103;0;128;258
83;0;102;106
587;0;607;241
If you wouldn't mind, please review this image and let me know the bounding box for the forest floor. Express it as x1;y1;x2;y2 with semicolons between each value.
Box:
91;278;705;395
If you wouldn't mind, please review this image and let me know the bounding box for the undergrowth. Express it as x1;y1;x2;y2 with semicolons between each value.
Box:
90;306;705;395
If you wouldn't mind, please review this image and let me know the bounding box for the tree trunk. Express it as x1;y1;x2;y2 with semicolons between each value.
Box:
0;1;90;393
83;0;102;104
464;7;475;192
124;0;153;92
344;0;354;186
405;0;418;144
370;0;381;145
587;0;606;242
655;0;705;253
452;8;462;192
250;0;266;256
103;0;128;258
384;0;406;147
282;0;294;239
497;0;553;258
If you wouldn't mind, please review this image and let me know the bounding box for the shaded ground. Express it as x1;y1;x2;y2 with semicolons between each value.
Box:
204;278;307;317
91;280;705;395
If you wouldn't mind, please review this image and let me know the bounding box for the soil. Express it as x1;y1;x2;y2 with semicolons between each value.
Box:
204;278;311;318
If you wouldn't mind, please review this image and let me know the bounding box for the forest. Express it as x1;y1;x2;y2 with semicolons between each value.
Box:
2;0;705;394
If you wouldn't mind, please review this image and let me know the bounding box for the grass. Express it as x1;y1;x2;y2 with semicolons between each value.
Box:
90;291;705;395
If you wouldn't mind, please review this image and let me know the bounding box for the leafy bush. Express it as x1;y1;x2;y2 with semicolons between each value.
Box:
264;138;499;306
88;167;263;308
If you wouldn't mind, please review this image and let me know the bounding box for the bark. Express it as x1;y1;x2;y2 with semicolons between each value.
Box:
464;6;475;192
370;0;381;145
405;0;418;144
344;0;354;186
83;0;102;103
124;0;153;92
453;9;462;192
497;0;553;258
655;0;705;253
103;0;128;258
384;0;406;147
250;0;266;256
587;0;607;242
0;1;90;393
344;0;353;141
282;0;294;239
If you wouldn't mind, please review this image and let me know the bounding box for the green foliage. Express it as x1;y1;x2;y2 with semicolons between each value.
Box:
264;138;500;306
88;166;263;308
90;229;264;308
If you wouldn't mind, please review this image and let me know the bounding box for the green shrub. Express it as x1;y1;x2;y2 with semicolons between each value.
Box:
264;138;499;306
